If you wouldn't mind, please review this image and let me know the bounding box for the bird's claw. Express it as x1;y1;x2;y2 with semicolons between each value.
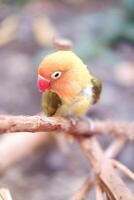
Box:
69;117;79;126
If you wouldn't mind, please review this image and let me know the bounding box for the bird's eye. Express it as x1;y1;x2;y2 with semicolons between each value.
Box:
51;71;62;79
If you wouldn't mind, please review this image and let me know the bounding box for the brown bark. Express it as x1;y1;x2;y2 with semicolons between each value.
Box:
79;138;134;200
0;115;134;199
0;116;134;141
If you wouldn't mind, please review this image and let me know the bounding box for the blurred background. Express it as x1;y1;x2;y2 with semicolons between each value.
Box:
0;0;134;199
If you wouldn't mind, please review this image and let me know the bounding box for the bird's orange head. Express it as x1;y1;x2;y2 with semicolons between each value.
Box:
37;51;90;100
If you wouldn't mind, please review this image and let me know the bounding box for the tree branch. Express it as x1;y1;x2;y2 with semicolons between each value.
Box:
79;138;134;200
95;181;104;200
112;159;134;182
0;115;70;134
105;139;126;158
70;173;94;200
0;115;134;199
0;115;134;140
0;189;12;200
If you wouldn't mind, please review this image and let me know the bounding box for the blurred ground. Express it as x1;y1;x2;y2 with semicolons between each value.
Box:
0;0;134;199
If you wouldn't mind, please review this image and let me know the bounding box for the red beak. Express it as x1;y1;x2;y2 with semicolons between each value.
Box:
37;75;51;92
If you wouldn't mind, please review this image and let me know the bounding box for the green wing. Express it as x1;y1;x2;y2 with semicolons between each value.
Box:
41;90;62;116
91;77;102;104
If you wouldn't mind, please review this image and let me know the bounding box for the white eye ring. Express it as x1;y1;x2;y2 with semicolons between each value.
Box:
51;71;62;79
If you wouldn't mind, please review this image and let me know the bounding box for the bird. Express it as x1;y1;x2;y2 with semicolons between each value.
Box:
37;51;102;118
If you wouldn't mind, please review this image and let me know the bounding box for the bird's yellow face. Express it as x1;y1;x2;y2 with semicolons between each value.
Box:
37;51;87;100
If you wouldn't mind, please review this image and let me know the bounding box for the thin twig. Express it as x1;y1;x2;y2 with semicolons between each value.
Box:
0;189;12;200
71;138;126;200
95;182;104;200
112;159;134;182
93;120;134;140
105;139;126;158
70;174;94;200
0;115;134;200
79;138;134;200
106;193;114;200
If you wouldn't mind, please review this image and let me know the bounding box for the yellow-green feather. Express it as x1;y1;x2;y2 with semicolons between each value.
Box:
41;91;62;116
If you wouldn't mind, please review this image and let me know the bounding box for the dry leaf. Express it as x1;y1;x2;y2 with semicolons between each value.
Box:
0;189;12;200
32;16;56;46
0;14;19;47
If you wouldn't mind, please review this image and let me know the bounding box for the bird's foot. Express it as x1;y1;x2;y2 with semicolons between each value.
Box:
68;117;78;126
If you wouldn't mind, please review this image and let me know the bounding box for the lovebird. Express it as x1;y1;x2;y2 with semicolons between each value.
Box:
37;51;101;118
